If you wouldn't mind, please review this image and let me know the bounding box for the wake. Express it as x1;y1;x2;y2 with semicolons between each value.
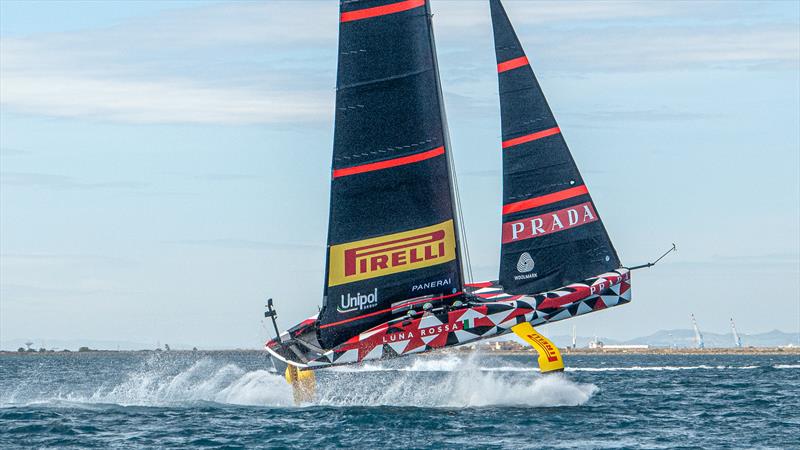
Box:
4;355;792;410
317;368;596;408
0;355;596;409
331;354;783;373
89;360;294;407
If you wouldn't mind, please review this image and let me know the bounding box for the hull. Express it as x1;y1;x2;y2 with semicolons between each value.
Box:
266;269;630;369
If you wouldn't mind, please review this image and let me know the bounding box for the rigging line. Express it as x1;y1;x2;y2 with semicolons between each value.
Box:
440;106;472;284
627;243;677;271
450;151;473;284
651;243;677;265
426;8;472;286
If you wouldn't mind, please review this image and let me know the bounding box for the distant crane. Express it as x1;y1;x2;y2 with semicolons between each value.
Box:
571;325;577;349
730;318;742;348
690;314;704;349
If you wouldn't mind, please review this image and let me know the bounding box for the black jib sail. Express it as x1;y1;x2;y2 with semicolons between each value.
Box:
318;0;464;349
490;0;620;294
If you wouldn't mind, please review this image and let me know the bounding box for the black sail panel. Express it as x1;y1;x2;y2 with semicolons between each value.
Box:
490;0;620;294
318;0;463;348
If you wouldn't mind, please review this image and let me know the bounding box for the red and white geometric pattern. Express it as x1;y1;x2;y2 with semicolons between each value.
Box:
265;269;631;369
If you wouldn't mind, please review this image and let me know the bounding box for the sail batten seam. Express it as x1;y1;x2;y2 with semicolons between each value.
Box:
337;67;432;91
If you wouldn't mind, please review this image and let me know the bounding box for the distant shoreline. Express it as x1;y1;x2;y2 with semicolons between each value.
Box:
2;347;798;357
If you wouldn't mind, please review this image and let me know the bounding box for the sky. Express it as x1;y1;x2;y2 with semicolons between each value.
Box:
1;0;798;350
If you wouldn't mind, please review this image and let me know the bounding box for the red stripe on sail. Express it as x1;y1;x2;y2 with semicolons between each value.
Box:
319;292;463;329
502;126;561;149
340;0;426;23
497;56;529;73
332;146;444;179
502;185;589;215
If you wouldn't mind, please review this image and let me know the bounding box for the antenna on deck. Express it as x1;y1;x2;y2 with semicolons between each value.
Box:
265;298;281;343
627;243;677;271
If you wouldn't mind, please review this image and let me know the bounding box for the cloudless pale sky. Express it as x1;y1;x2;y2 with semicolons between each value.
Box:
1;0;798;349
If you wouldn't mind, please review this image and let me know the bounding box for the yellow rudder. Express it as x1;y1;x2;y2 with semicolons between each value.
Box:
511;322;565;373
285;365;316;404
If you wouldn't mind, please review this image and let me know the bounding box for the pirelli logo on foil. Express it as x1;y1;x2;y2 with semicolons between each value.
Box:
328;220;456;287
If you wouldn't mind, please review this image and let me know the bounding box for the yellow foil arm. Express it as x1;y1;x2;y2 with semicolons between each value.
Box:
285;365;316;404
511;322;565;373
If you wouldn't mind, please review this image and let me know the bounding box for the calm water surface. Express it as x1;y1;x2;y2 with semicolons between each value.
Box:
1;351;798;449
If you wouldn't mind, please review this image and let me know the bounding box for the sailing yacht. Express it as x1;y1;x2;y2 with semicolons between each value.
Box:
264;0;662;384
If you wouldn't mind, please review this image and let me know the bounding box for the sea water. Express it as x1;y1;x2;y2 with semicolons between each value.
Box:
1;351;798;448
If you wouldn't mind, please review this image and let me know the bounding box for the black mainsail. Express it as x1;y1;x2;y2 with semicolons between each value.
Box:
490;0;620;294
318;0;464;349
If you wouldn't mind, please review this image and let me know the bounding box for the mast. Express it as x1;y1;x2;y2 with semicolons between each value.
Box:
691;314;704;349
730;318;742;348
317;0;465;349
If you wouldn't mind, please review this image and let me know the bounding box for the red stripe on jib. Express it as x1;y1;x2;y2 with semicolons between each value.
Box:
502;185;589;215
502;201;598;244
502;126;561;149
497;56;529;73
333;146;444;179
340;0;426;23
